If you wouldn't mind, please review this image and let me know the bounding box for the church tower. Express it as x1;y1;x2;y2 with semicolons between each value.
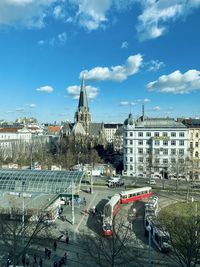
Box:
74;75;91;134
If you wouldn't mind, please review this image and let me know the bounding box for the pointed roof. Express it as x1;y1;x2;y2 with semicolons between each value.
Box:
78;75;89;111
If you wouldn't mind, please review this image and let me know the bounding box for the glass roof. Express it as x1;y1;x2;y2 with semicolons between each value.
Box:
0;169;85;194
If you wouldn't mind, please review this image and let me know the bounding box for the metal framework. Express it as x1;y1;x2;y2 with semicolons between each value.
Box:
0;169;85;194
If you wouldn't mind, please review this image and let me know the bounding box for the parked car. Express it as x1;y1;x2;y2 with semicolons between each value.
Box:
146;179;156;185
191;183;200;188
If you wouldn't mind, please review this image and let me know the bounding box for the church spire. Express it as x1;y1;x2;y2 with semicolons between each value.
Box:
74;74;91;134
78;74;89;111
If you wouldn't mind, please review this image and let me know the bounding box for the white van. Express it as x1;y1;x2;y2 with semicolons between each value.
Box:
107;175;121;183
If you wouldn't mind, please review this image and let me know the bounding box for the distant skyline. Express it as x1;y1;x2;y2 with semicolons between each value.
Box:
0;0;200;124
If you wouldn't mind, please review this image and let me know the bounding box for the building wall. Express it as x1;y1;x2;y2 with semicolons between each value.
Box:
123;122;188;177
188;128;200;180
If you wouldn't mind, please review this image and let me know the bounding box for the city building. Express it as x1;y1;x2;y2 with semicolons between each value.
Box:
123;112;188;178
179;118;200;180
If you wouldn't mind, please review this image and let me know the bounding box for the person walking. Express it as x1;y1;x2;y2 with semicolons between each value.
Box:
65;235;69;244
39;258;43;267
33;254;37;264
53;241;57;251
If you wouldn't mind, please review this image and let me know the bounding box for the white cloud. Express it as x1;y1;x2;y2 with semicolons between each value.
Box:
143;98;151;102
36;85;54;93
137;98;151;102
152;106;161;111
147;69;200;94
28;103;37;108
120;101;129;106
16;107;25;112
136;0;200;40
38;32;67;46
0;0;57;28
66;84;98;100
121;41;128;49
80;54;143;82
38;40;45;45
146;60;165;72
70;0;112;31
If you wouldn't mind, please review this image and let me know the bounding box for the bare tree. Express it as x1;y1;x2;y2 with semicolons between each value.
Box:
79;215;145;267
0;207;53;267
158;201;200;267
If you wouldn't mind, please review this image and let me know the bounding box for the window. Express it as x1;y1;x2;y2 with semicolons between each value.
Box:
179;140;184;146
138;132;143;137
196;133;199;138
130;132;133;137
179;132;184;137
146;132;151;137
155;132;159;137
130;140;133;145
195;151;199;158
138;157;143;163
171;149;176;155
146;148;150;154
163;132;168;137
190;142;193;149
178;158;184;164
146;140;151;145
191;133;193;139
155;158;159;164
171;158;176;164
154;149;159;155
195;142;198;148
138;140;143;145
163;140;168;146
171;132;176;137
179;149;184;155
154;140;160;146
138;148;143;154
163;149;168;155
171;140;176;146
163;158;168;164
129;148;133;154
130;165;133;170
125;132;127;137
130;157;133;162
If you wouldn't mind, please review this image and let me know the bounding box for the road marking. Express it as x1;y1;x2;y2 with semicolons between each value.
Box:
75;192;98;232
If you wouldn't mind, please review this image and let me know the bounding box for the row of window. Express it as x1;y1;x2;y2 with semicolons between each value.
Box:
126;156;185;164
125;148;185;155
190;142;199;148
125;131;185;138
190;132;199;138
125;140;185;146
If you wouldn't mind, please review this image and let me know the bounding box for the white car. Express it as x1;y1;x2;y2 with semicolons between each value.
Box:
146;179;156;185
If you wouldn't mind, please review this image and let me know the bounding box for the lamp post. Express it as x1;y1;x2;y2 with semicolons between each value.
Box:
71;179;75;225
147;224;152;267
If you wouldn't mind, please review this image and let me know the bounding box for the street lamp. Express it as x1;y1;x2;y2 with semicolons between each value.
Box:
71;179;75;225
146;224;152;267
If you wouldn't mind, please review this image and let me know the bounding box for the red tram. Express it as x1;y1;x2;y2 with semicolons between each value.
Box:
102;194;121;236
102;187;153;236
119;187;153;204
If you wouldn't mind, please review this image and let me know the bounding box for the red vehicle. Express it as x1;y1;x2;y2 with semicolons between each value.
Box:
119;187;152;204
102;194;121;236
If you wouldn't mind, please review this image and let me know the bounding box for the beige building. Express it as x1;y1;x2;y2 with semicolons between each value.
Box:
180;119;200;180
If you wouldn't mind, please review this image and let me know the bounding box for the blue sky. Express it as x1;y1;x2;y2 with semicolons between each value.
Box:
0;0;200;124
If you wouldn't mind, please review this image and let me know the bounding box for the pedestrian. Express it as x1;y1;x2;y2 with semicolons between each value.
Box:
64;252;68;261
53;241;57;251
39;257;43;267
22;255;25;267
65;235;69;244
33;254;37;264
53;262;58;267
48;249;51;259
44;248;48;258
